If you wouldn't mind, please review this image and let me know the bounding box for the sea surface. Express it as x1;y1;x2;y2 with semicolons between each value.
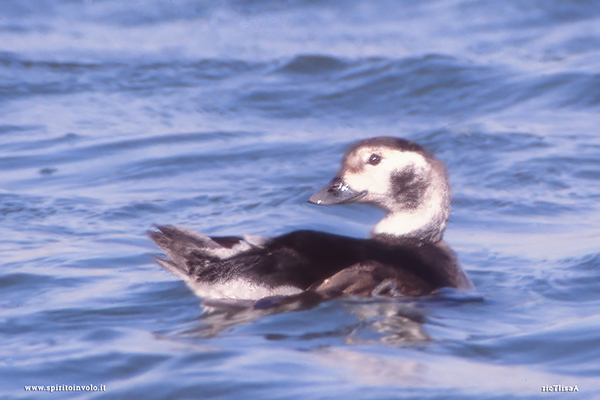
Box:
2;1;600;399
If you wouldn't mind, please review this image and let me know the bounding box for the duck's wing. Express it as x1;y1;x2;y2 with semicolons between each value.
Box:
310;263;435;298
149;227;470;301
148;227;367;297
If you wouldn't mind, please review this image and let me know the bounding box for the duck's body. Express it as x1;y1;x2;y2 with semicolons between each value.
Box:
150;137;472;304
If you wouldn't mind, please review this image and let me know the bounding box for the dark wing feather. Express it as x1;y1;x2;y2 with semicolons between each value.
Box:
149;227;470;297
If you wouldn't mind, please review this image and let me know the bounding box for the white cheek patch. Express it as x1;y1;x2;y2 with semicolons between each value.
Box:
343;150;430;198
344;170;389;196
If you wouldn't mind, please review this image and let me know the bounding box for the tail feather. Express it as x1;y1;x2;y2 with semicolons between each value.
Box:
148;225;221;275
148;225;265;280
152;255;191;282
149;225;221;254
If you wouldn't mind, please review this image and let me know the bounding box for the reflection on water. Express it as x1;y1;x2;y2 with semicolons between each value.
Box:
178;291;485;347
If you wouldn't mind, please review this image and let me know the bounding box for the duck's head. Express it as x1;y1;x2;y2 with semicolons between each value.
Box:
309;137;451;244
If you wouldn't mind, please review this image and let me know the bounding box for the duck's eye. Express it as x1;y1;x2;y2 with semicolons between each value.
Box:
368;154;381;166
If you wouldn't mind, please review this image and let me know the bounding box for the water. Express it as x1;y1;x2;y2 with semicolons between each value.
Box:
2;0;600;399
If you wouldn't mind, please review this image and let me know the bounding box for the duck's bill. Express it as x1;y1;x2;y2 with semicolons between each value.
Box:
308;177;367;206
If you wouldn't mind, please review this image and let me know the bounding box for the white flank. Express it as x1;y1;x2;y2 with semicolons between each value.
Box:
188;278;303;300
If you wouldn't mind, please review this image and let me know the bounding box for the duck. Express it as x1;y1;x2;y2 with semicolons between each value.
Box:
149;137;472;307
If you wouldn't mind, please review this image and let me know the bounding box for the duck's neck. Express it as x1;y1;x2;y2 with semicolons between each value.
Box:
371;181;450;245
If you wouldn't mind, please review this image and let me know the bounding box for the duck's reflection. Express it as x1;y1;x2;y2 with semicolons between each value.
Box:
177;290;481;344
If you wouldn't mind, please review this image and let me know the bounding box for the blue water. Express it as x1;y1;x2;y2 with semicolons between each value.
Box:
2;1;600;399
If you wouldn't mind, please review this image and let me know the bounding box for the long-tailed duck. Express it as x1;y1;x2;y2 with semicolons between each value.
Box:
149;137;472;306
